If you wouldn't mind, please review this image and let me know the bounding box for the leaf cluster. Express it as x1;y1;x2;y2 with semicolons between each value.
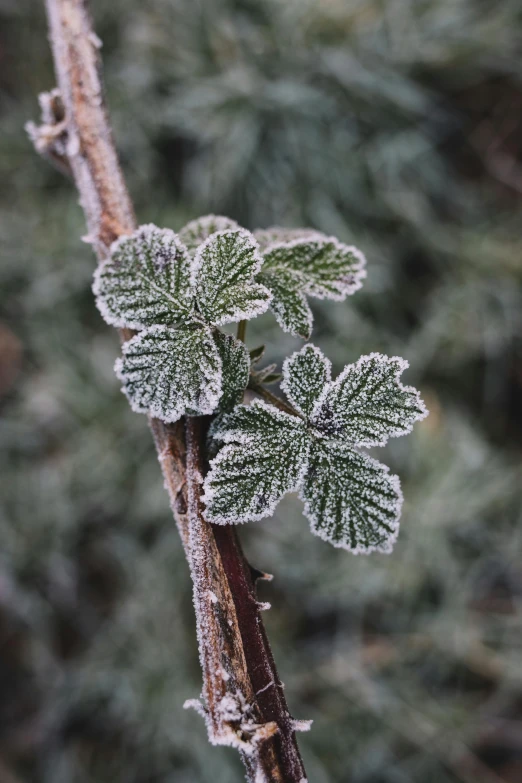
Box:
94;216;367;422
203;345;427;553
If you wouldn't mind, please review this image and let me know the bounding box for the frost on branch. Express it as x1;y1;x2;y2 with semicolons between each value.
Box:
93;225;193;328
115;324;222;422
179;214;240;254
193;229;271;325
254;227;367;337
203;344;428;553
202;401;311;524
94;220;271;423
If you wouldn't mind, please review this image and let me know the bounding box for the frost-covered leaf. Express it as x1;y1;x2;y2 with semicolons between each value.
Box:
301;441;402;554
214;332;250;413
93;225;193;329
193;230;271;325
254;227;322;253
258;268;313;338
203;343;426;553
311;353;428;447
179;214;240;254
202;401;310;524
282;344;331;418
115;324;222;423
263;236;366;300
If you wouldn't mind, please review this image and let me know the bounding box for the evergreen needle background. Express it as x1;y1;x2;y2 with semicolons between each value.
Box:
1;1;521;781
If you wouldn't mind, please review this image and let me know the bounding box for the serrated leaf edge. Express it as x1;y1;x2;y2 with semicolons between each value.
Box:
190;228;265;290
281;344;332;417
299;448;403;555
115;323;223;423
310;352;429;447
93;224;194;330
263;235;368;301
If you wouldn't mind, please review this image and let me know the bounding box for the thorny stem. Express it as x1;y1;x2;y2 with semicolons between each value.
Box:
31;1;308;781
237;319;247;343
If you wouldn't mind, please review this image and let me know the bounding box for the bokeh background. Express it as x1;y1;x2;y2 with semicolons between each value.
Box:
1;1;522;781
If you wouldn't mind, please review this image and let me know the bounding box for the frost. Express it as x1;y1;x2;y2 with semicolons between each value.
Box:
93;221;270;423
255;227;367;337
262;234;367;300
255;680;274;696
207;590;218;604
203;344;428;554
300;441;402;554
202;401;311;524
193;229;271;325
254;227;323;253
258;267;313;339
310;352;428;447
115;324;222;422
213;332;250;413
184;698;207;718
281;344;331;418
179;214;240;254
93;224;193;329
292;719;313;732
218;694;244;722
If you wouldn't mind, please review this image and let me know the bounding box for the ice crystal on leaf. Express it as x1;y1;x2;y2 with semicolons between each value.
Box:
93;224;193;329
281;344;331;418
193;229;271;326
301;441;402;554
203;344;427;554
202;401;310;523
179;214;240;255
93;220;270;422
214;332;250;414
254;227;367;338
311;353;427;447
115;324;222;422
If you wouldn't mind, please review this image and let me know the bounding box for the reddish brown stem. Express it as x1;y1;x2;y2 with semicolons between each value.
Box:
31;1;308;781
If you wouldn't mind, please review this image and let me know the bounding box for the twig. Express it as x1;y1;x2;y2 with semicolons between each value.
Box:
250;382;301;418
237;319;247;343
30;1;308;780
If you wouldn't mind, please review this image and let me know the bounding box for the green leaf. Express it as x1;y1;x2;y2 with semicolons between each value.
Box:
311;353;428;447
179;214;240;254
115;324;222;423
300;441;402;554
249;344;266;365
263;235;366;300
203;401;310;524
254;227;322;253
93;225;193;329
281;344;331;418
202;345;427;554
258;268;313;338
214;332;250;413
194;229;271;325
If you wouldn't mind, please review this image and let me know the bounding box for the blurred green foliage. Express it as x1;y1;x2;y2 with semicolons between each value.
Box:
1;1;522;781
